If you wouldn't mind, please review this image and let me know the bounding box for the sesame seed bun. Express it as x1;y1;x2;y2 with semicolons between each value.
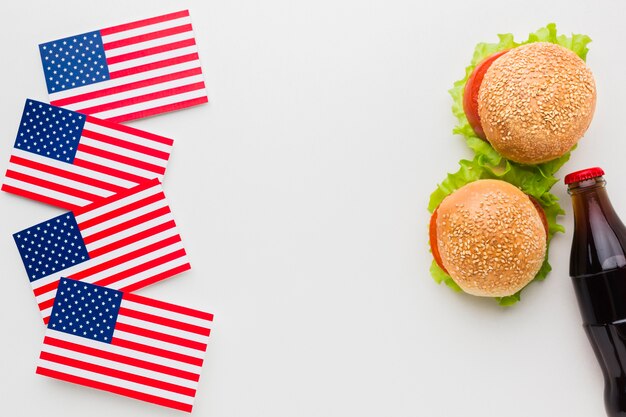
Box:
478;42;596;165
435;179;547;297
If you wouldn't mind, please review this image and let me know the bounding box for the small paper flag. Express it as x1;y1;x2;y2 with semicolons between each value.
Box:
13;179;190;323
37;277;213;413
39;10;208;122
3;99;173;210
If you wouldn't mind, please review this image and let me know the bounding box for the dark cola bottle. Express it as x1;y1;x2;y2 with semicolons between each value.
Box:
567;167;626;417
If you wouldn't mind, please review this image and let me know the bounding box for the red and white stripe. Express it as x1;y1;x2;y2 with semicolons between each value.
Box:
49;10;208;123
37;292;213;412
32;179;190;324
3;115;173;210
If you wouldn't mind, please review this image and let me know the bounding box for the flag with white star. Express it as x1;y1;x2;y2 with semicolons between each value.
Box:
2;99;173;210
39;10;208;122
37;277;213;412
13;178;190;323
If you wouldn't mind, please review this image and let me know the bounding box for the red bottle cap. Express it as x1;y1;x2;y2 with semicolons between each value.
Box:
564;167;605;185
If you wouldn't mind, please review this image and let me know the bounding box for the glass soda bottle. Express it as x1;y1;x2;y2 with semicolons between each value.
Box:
567;167;626;417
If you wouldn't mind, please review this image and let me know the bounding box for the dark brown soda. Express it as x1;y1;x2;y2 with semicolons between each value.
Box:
569;175;626;417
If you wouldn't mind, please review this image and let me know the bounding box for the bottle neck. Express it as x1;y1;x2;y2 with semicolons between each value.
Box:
570;177;616;223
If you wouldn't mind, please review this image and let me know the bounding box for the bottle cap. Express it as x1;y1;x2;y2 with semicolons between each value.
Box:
564;167;605;185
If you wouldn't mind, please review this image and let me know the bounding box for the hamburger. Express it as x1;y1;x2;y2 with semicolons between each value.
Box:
450;24;595;167
429;179;548;297
464;42;596;164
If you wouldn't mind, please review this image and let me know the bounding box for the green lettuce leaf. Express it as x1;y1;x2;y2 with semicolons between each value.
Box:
430;260;461;292
429;24;590;306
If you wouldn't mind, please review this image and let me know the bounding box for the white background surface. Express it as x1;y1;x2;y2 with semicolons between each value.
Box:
0;0;624;416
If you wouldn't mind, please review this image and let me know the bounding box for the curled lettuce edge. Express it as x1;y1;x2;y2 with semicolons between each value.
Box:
430;23;590;306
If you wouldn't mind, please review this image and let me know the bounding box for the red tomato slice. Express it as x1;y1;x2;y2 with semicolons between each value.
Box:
462;49;510;139
528;196;549;241
429;208;448;273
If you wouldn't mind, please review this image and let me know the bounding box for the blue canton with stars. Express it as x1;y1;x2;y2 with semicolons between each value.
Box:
15;100;85;163
13;213;90;282
39;30;110;94
49;278;121;344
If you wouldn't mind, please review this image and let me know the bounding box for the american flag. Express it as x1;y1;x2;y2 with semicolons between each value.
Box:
39;10;208;123
37;277;213;412
13;179;190;324
2;99;173;210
